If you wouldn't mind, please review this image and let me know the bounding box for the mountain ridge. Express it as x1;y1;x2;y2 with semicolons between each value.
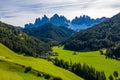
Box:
25;14;107;31
23;23;75;45
63;12;120;51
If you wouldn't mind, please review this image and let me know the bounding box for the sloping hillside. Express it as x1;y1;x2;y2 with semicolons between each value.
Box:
0;21;51;56
23;23;74;45
64;13;120;51
0;60;45;80
0;43;83;80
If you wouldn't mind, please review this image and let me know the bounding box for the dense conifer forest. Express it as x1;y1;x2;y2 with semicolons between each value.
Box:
0;21;51;56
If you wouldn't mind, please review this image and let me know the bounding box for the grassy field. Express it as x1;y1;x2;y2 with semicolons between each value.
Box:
52;46;120;79
0;60;45;80
0;43;82;80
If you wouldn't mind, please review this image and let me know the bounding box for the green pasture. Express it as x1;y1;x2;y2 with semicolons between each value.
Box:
52;46;120;79
0;43;82;80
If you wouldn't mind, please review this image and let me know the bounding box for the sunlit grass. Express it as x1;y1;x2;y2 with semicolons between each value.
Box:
52;46;120;79
0;43;82;80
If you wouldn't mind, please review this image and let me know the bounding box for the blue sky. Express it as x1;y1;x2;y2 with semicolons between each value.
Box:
0;0;120;27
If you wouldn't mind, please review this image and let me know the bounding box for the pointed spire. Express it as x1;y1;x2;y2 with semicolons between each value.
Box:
53;14;59;18
42;15;49;20
34;17;41;24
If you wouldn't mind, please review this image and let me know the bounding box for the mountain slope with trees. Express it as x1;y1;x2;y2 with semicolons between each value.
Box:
23;23;75;45
0;21;51;56
64;13;120;51
106;42;120;58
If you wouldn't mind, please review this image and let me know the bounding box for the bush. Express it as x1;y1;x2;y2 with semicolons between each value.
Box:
44;74;50;79
73;51;77;55
109;75;113;80
53;77;62;80
99;49;104;55
113;71;119;78
24;66;32;73
37;72;43;77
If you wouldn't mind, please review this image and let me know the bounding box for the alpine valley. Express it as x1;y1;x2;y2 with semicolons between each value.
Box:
0;7;120;80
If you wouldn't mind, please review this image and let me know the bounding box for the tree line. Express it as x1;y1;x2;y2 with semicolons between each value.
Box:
106;43;120;59
53;58;106;80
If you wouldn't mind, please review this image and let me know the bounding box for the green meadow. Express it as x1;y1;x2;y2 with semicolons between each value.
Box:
0;43;83;80
0;60;45;80
1;42;120;80
52;46;120;79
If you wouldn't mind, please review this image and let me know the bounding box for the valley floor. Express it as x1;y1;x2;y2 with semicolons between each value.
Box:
52;46;120;79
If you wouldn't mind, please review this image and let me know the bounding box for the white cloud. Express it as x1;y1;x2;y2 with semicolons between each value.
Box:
0;0;120;27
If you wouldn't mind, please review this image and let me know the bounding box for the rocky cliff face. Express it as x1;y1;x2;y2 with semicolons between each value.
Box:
24;14;107;31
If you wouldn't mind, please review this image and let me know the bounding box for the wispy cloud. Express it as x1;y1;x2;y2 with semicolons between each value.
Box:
2;16;16;18
0;0;120;27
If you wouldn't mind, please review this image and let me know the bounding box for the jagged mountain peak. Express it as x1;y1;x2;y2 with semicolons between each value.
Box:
34;18;41;24
24;14;107;31
42;15;49;20
52;14;59;17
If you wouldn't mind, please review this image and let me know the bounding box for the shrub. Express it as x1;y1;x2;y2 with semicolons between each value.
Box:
99;49;104;55
109;75;113;80
45;74;50;79
53;77;62;80
37;72;43;77
24;66;32;73
113;71;119;78
73;51;77;55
